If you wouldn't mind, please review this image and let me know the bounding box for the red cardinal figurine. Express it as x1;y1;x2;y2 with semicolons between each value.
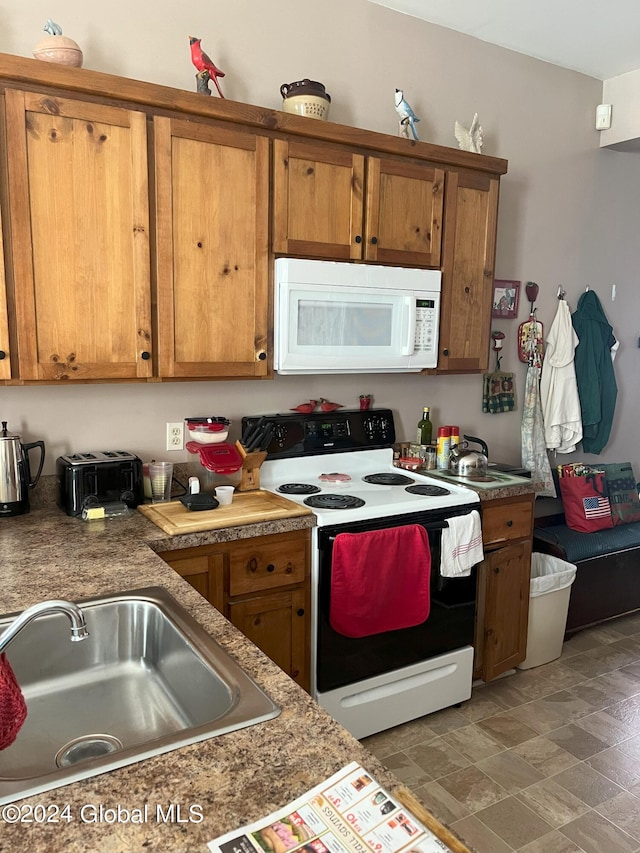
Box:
290;400;317;414
189;36;225;98
319;398;343;412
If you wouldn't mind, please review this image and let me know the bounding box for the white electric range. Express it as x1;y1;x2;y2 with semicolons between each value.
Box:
243;408;481;738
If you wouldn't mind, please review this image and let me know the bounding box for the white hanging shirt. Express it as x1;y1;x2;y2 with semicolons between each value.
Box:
540;300;582;453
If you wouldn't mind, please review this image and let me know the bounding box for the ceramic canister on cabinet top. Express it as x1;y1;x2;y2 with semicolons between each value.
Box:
280;79;331;120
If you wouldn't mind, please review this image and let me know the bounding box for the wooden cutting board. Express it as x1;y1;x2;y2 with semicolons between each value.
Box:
137;490;313;536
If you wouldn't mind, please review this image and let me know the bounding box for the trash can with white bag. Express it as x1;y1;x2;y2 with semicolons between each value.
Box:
517;553;577;669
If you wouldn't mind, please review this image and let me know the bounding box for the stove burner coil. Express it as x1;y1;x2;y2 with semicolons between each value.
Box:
304;494;366;510
277;483;321;495
363;473;415;486
405;484;451;497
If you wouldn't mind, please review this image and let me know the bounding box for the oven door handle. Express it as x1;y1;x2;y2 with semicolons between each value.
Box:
325;520;449;543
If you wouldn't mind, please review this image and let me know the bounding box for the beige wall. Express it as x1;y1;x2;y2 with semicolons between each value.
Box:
2;1;638;476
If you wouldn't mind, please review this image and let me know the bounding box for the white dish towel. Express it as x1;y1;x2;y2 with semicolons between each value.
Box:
440;510;484;577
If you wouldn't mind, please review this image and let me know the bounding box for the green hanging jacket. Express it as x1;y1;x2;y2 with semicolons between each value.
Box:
571;290;617;454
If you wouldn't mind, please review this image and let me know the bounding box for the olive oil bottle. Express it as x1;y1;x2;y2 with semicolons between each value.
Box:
416;407;432;445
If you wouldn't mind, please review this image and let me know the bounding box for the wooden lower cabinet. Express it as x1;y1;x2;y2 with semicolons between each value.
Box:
229;588;308;686
158;529;311;691
474;494;534;681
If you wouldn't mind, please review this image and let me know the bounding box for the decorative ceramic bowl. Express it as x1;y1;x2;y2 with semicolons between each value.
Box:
33;35;83;68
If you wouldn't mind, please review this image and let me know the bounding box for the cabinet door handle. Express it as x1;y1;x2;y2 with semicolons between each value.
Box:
493;566;500;574
370;236;378;245
266;563;275;573
296;608;305;617
442;348;449;357
0;350;5;360
354;235;362;244
258;351;267;361
141;351;151;360
506;520;513;527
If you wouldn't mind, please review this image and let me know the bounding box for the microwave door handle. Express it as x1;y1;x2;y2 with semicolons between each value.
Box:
400;296;417;355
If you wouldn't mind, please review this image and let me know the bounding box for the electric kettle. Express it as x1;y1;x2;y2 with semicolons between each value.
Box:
0;421;46;516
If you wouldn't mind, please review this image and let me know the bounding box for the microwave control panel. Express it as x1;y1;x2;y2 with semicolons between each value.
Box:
414;298;438;353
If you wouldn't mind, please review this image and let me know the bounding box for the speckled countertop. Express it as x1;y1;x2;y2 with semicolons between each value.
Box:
411;470;539;502
0;500;469;853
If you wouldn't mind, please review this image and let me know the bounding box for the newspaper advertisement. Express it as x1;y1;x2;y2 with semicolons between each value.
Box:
208;762;453;853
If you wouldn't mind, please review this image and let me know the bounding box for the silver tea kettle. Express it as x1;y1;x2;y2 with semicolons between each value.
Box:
449;434;489;477
0;421;46;517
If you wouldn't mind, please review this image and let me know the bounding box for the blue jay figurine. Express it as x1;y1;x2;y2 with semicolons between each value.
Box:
394;89;420;140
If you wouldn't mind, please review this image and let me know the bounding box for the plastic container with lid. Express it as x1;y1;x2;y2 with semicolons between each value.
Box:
185;417;230;444
186;440;242;492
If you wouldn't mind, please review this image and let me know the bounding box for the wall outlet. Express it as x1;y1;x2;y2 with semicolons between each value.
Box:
166;422;184;451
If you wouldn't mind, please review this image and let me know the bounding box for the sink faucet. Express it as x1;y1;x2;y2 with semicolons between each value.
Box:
0;600;89;654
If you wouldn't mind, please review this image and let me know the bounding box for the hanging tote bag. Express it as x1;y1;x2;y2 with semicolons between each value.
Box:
558;470;613;533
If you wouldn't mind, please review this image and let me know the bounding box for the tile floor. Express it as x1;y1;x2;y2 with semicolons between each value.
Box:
362;611;640;853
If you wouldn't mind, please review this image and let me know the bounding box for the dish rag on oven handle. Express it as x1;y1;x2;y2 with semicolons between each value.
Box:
440;510;483;578
329;524;431;638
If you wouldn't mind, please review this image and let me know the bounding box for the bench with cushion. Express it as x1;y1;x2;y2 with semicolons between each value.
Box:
533;495;640;635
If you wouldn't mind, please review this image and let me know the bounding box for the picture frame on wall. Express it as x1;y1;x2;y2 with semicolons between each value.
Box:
492;280;520;319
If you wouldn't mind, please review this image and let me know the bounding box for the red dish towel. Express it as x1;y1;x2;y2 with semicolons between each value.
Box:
0;653;27;750
330;524;431;638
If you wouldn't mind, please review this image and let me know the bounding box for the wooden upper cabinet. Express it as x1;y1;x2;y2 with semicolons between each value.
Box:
272;139;443;266
364;157;443;266
0;202;11;380
273;138;364;260
4;90;152;381
437;170;499;372
154;117;269;378
438;171;499;373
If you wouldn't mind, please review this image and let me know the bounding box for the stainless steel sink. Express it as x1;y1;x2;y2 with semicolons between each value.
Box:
0;587;279;804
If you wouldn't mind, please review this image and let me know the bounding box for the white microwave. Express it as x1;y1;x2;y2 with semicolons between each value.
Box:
273;258;441;374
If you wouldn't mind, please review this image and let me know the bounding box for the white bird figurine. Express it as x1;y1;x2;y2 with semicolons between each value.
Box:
394;89;420;141
43;19;63;36
454;113;484;154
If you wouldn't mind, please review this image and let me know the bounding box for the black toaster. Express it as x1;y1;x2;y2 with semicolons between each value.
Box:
56;451;144;516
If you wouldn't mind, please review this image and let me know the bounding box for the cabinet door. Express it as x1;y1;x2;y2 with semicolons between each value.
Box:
229;587;309;690
0;201;10;380
365;158;443;266
272;139;365;260
437;170;499;372
4;90;152;381
165;551;225;612
478;539;531;680
155;117;269;377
